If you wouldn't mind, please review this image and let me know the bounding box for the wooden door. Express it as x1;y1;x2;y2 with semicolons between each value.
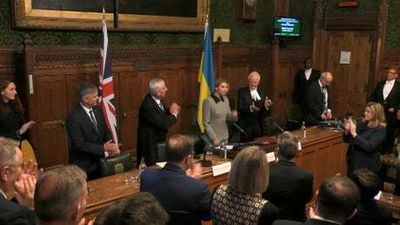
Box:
29;75;68;168
325;31;372;118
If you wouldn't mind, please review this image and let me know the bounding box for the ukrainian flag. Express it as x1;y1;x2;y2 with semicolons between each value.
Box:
197;18;215;133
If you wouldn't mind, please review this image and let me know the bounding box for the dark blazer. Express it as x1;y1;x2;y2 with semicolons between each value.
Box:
304;80;327;126
263;160;313;222
66;104;112;179
140;163;211;224
237;86;269;141
343;120;386;175
293;69;321;105
345;200;393;225
0;102;25;141
273;218;340;225
136;94;177;166
0;194;37;225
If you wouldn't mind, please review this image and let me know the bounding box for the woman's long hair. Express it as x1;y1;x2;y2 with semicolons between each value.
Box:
0;79;24;120
364;102;386;128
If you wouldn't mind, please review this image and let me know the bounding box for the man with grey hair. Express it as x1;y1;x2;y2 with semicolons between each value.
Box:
263;132;313;222
34;165;88;225
0;137;38;225
237;71;273;142
66;82;119;180
304;71;334;126
137;78;180;166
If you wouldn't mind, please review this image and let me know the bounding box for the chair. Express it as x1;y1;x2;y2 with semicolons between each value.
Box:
285;104;303;131
263;115;284;136
20;139;37;163
168;210;201;225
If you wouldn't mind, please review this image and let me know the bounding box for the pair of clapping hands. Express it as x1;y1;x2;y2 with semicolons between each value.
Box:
344;119;357;137
250;97;273;112
13;160;42;210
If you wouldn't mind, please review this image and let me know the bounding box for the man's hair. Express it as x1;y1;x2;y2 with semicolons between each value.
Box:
317;175;360;222
166;134;194;163
248;71;260;80
149;78;164;96
0;137;20;167
34;165;87;222
78;82;98;99
277;131;298;160
229;146;269;195
351;168;381;202
119;192;168;225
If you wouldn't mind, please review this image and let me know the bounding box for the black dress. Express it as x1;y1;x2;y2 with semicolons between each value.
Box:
0;101;24;140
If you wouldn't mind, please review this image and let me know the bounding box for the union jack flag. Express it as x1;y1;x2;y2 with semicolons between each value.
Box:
99;14;118;144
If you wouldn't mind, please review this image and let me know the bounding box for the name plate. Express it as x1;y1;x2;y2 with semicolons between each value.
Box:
212;162;231;177
266;152;276;163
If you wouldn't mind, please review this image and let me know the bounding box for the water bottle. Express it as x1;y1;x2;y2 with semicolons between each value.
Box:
137;157;147;180
221;142;227;160
301;121;307;139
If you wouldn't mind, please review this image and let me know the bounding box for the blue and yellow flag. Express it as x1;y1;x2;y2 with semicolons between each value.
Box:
197;18;215;133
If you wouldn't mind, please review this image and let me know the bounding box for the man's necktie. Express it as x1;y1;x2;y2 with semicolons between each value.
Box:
89;110;98;132
158;102;164;111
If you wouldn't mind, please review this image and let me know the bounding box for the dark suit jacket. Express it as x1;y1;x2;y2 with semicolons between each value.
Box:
136;94;177;166
343;120;386;174
263;160;313;222
140;163;211;224
0;194;37;225
273;218;340;225
293;69;321;106
237;86;269;141
66;104;112;179
345;200;392;225
304;81;327;125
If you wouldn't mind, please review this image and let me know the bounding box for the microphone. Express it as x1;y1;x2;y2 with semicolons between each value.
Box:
272;121;285;134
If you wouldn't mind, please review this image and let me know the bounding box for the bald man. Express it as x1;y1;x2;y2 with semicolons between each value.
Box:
303;72;334;126
237;71;273;142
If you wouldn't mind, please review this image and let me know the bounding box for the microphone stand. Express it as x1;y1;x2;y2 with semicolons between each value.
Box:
199;135;212;167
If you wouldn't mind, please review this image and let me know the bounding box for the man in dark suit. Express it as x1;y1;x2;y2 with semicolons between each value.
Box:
370;67;400;153
263;132;313;222
304;72;334;126
66;83;119;180
237;71;273;142
140;134;211;225
293;58;321;114
272;175;360;225
345;168;393;225
137;78;180;166
0;137;38;225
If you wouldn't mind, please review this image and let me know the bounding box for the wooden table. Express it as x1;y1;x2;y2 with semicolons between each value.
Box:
85;127;347;219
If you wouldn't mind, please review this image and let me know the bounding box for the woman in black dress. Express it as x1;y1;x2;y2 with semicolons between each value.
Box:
344;102;386;175
0;79;35;141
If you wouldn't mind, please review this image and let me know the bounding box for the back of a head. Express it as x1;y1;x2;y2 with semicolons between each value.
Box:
0;137;19;167
317;175;360;222
34;165;87;223
277;131;298;160
166;134;194;163
351;168;381;202
229;146;269;195
119;192;168;225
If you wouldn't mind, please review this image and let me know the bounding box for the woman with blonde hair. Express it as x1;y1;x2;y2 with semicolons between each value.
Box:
344;102;386;175
211;146;278;225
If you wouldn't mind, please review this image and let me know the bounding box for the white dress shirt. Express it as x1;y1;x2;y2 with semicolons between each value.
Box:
304;68;312;80
383;79;395;100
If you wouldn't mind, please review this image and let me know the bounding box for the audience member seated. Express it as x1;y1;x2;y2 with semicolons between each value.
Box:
0;137;38;225
211;146;278;225
263;132;313;222
273;175;360;225
94;192;169;225
34;165;88;225
140;134;211;225
345;168;393;225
